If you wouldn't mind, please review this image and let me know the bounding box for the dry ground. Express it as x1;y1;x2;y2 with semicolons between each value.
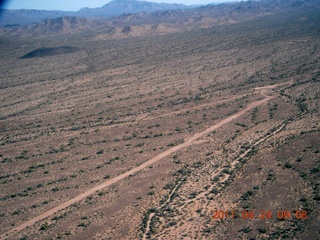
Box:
0;8;319;240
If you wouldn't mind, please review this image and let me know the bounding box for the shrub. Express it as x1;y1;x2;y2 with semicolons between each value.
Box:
39;222;49;230
240;226;251;233
96;150;104;154
258;227;267;233
284;162;293;169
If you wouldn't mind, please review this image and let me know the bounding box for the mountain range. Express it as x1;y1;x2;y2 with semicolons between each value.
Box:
0;0;194;27
1;0;319;38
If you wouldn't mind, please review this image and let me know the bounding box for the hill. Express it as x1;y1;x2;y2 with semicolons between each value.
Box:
19;46;81;59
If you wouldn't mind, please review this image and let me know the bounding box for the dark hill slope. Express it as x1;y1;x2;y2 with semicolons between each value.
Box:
19;46;80;59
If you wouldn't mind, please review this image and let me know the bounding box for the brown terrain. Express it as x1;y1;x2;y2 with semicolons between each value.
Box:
0;1;319;240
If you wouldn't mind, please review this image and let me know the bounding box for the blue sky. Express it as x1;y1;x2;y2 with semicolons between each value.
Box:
3;0;237;11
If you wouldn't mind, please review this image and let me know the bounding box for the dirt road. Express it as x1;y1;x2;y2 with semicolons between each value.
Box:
0;93;273;239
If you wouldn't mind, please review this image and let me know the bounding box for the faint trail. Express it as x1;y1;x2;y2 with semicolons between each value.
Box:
0;93;247;152
144;93;248;121
0;82;290;153
0;94;273;239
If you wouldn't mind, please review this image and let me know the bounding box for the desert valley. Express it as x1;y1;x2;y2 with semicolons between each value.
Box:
0;0;319;239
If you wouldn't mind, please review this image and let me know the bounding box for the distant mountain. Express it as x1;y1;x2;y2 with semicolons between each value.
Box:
1;16;94;37
104;0;320;27
0;0;192;27
0;9;69;26
77;0;191;17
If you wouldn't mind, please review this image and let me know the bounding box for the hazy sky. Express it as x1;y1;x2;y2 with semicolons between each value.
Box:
2;0;237;11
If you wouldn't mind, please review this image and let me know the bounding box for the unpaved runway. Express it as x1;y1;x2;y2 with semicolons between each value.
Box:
0;93;273;239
